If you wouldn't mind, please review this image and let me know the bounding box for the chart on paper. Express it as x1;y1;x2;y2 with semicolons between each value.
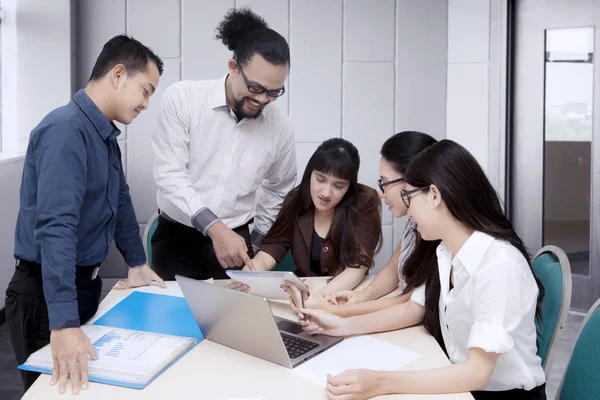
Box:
93;329;161;360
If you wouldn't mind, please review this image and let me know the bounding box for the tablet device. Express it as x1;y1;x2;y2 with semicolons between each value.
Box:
225;271;309;300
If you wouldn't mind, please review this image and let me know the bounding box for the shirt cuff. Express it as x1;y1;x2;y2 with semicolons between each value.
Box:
409;284;426;306
251;230;266;251
126;252;147;268
192;208;219;235
467;321;514;354
47;300;81;330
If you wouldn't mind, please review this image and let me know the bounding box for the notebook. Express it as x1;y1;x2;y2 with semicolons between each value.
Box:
19;291;204;389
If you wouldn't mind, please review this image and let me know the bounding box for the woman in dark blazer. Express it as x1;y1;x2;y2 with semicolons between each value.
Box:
246;138;382;296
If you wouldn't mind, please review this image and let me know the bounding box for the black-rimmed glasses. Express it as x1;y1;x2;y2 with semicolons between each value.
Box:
400;187;429;208
377;177;404;193
238;66;285;98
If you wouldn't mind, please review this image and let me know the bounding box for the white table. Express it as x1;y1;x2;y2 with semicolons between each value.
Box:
23;277;473;400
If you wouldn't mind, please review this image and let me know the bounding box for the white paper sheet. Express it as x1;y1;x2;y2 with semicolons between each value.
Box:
133;278;214;297
292;336;421;387
133;281;184;297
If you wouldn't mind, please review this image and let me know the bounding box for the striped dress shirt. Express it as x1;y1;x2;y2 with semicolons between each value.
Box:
152;76;297;248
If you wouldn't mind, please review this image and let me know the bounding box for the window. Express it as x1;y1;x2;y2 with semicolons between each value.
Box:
0;7;3;152
0;3;71;157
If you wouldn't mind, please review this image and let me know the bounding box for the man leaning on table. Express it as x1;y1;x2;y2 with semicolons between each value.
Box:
151;7;297;281
5;35;167;396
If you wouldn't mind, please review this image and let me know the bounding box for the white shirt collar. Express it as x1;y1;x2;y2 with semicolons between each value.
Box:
437;231;495;277
209;75;229;110
454;231;495;277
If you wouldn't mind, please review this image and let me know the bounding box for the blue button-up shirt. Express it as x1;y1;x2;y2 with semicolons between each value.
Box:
14;89;146;330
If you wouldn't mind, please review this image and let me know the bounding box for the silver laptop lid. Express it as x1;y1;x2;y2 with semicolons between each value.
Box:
176;274;294;368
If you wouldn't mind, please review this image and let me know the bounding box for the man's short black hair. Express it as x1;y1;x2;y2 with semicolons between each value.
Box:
89;35;164;81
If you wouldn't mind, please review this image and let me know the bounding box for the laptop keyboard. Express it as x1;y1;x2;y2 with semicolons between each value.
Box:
281;332;319;359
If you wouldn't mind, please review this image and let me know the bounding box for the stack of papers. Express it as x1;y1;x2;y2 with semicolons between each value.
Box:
21;325;196;388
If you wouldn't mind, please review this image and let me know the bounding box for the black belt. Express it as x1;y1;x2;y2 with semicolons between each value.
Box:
16;259;101;280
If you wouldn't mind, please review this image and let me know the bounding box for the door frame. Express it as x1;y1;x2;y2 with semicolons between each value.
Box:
508;0;600;311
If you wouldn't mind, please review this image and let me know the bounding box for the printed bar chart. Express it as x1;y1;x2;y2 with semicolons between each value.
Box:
93;329;161;360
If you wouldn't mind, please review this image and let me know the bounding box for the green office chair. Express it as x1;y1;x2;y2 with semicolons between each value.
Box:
272;249;297;272
143;212;161;268
532;245;572;376
557;298;600;399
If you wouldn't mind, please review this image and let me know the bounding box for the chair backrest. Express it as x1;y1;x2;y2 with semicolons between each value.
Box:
272;250;297;272
532;245;572;376
557;298;600;400
143;212;160;268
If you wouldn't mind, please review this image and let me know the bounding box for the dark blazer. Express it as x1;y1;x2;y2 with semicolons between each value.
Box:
260;186;382;277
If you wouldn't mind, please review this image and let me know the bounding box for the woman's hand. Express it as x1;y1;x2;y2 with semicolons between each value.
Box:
297;307;347;337
325;370;383;400
326;288;373;306
282;280;331;319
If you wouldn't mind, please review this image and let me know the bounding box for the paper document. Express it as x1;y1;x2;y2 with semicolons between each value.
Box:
134;278;214;298
292;336;421;387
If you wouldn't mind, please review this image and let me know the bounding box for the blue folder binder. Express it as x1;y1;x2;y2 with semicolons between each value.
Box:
19;291;203;389
93;291;203;340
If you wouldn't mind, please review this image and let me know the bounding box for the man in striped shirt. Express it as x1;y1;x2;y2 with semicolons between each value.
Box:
151;7;297;280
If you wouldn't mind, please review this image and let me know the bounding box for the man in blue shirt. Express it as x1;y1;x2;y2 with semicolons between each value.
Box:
6;35;166;395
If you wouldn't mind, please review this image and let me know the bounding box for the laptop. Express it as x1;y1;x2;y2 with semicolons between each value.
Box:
176;274;343;368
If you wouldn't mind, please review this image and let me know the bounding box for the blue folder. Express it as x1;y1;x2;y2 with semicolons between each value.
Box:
20;291;203;389
93;291;203;340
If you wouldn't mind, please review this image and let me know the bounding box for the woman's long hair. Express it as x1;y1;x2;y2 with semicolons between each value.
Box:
401;140;545;344
380;131;438;175
264;138;382;274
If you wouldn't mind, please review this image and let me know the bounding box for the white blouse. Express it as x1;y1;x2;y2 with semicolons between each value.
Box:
396;219;427;306
398;219;417;283
437;231;545;391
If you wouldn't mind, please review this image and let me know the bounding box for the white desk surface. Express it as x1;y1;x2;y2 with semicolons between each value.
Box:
23;276;473;400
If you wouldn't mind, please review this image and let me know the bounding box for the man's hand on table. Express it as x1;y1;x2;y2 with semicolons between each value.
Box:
50;327;98;395
113;263;166;290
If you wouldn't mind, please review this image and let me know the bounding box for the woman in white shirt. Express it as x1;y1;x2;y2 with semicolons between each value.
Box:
299;139;546;399
283;131;436;318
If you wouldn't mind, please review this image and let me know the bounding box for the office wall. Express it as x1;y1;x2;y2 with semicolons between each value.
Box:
446;0;508;203
446;0;491;174
76;0;448;290
0;156;24;309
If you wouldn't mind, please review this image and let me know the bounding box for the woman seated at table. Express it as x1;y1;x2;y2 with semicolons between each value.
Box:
283;131;437;317
240;137;383;295
298;140;547;400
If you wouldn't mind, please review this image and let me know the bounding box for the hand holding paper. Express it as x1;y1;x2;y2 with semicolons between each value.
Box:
326;369;382;400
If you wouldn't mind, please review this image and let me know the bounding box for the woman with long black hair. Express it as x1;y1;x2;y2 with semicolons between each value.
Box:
300;140;546;400
242;137;383;295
